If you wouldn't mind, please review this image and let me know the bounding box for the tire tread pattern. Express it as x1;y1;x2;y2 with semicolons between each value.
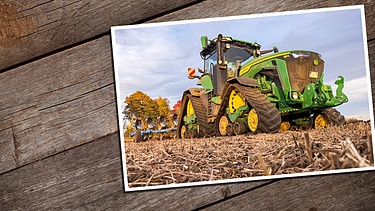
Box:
216;84;281;134
324;107;346;126
190;96;215;137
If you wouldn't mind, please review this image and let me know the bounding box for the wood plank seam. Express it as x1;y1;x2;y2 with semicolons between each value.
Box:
10;122;20;166
0;32;108;74
192;180;280;211
37;83;113;112
0;0;204;74
17;1;55;14
0;2;373;209
0;131;120;175
132;0;204;24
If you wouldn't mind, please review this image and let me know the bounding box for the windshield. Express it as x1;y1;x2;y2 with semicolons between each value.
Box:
224;46;252;62
204;46;252;73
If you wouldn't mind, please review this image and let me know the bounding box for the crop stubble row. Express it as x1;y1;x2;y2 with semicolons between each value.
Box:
125;121;373;187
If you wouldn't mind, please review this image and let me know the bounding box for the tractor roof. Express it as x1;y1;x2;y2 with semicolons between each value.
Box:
200;35;261;58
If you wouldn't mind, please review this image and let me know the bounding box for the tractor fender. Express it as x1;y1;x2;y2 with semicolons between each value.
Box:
182;88;205;97
220;77;259;96
181;87;209;110
228;77;259;87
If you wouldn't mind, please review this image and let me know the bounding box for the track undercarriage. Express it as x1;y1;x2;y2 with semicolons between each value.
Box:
177;84;346;138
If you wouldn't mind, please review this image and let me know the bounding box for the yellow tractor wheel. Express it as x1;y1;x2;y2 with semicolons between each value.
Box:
229;89;246;114
247;108;258;132
279;121;291;132
219;115;229;136
314;113;331;129
186;99;195;117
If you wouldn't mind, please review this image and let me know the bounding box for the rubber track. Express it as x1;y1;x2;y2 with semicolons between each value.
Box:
176;93;189;138
216;84;281;134
190;95;215;137
324;107;346;126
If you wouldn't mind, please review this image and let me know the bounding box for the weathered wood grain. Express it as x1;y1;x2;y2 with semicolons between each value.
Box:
153;0;375;40
201;171;375;211
0;35;117;173
0;132;270;210
0;133;121;210
0;0;374;210
1;40;372;211
1;0;373;175
0;0;200;71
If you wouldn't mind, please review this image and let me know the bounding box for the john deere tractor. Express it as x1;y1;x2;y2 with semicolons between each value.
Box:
177;34;348;138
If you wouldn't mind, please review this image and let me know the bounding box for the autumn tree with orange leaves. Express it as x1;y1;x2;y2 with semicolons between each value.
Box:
123;91;173;135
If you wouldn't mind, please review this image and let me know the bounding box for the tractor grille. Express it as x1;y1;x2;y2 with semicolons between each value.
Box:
284;52;324;93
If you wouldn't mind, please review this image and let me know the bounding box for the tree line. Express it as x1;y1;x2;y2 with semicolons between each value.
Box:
122;91;180;137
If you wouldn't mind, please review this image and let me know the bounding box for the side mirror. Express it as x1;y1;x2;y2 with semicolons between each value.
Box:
273;46;279;53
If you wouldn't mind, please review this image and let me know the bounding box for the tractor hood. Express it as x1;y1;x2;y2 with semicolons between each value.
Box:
239;50;320;77
240;49;348;109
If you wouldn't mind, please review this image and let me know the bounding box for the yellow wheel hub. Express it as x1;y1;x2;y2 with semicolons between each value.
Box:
186;99;194;117
314;113;330;129
279;121;291;132
229;89;246;114
247;108;258;132
219;115;229;136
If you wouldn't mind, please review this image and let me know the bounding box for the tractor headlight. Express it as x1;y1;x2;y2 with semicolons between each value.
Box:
292;92;299;100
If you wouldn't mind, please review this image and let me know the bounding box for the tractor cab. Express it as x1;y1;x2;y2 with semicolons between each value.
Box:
190;34;263;96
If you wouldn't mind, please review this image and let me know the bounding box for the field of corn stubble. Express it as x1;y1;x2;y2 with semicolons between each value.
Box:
125;120;373;188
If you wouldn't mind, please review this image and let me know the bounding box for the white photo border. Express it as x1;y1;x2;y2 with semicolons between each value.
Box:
111;5;375;192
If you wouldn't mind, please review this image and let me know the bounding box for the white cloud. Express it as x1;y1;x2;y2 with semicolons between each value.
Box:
113;27;201;110
342;77;371;103
111;7;370;118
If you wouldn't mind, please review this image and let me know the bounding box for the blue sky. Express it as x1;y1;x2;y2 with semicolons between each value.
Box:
112;6;371;119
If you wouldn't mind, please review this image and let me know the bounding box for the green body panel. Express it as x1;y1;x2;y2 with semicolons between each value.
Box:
226;105;249;122
197;74;214;93
325;76;348;106
240;51;291;76
182;34;349;131
212;96;221;104
183;114;198;130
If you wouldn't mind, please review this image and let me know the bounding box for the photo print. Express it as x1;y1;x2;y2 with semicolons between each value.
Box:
111;5;375;192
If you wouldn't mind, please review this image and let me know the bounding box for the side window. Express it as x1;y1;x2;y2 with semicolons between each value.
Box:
227;61;236;78
205;51;217;74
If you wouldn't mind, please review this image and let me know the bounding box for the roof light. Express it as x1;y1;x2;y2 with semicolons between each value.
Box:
291;52;311;58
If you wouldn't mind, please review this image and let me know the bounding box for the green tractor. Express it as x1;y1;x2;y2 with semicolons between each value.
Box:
177;34;348;138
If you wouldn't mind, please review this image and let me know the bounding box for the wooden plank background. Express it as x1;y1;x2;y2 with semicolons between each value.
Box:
0;0;374;210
